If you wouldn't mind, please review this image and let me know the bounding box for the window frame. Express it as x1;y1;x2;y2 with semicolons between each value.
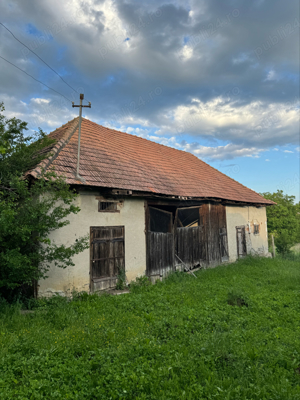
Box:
253;224;260;235
98;201;119;213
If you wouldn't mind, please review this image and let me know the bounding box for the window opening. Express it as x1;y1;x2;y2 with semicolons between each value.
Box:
253;224;260;235
177;207;200;227
149;207;173;233
98;201;118;212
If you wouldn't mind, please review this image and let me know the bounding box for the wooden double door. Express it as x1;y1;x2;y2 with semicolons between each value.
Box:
146;203;228;277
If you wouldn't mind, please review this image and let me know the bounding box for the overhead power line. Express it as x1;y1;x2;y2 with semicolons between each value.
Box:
0;55;73;103
0;22;90;104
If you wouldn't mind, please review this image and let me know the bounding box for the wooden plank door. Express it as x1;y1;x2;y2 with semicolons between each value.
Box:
219;227;229;261
236;226;246;258
175;206;205;269
90;226;124;291
146;207;174;277
200;203;228;265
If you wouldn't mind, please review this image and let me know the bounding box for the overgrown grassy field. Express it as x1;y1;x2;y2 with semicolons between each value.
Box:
0;256;299;399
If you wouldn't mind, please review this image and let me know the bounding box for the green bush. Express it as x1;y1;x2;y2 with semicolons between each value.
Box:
116;266;127;290
261;190;300;254
129;275;151;293
0;103;89;301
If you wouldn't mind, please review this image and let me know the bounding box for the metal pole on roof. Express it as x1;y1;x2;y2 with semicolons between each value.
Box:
72;94;91;180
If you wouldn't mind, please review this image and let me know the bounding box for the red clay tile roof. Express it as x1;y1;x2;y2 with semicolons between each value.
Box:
29;118;274;205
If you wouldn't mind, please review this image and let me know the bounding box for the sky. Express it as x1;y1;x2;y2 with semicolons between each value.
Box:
0;0;299;201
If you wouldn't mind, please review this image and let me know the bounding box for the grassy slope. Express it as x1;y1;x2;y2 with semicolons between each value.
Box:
0;257;299;400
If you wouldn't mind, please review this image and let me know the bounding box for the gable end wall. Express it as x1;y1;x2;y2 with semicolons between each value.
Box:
225;205;269;262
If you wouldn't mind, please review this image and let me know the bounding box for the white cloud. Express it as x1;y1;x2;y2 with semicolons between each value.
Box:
265;69;279;81
2;94;76;133
0;0;299;165
31;98;51;105
284;150;293;153
156;97;299;149
191;144;263;161
125;126;151;137
265;159;270;161
178;45;193;61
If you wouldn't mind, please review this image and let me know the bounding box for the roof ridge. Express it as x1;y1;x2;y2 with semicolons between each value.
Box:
81;118;193;156
27;117;274;205
79;119;272;204
32;118;79;177
81;119;269;201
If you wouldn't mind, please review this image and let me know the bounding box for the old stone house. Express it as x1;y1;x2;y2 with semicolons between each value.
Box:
28;117;274;297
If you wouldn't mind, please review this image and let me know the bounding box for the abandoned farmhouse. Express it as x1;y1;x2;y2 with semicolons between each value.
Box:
28;117;274;297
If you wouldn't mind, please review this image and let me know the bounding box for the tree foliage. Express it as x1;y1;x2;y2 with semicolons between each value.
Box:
0;102;89;300
261;190;300;254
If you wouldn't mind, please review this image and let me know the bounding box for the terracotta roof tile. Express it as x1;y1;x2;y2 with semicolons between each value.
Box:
29;118;274;205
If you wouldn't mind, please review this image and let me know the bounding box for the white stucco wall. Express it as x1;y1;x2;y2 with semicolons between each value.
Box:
38;193;146;297
226;205;269;262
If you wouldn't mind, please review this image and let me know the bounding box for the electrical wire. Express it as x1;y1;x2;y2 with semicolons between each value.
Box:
0;55;73;103
0;22;90;104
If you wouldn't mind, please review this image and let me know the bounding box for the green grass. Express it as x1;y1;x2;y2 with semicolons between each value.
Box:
0;256;300;399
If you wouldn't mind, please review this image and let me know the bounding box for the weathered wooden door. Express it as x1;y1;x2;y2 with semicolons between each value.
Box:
176;226;205;268
204;203;228;264
90;226;124;291
219;227;229;261
236;226;246;258
146;207;174;277
175;206;206;269
146;203;229;276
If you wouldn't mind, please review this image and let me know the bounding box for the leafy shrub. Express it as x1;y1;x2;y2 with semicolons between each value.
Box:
279;252;300;262
0;103;89;301
116;265;126;290
0;295;8;313
261;190;300;254
129;275;151;293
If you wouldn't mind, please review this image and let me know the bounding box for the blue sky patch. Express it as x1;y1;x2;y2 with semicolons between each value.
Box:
26;23;43;37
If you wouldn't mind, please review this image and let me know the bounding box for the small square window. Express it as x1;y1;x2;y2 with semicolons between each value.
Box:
98;201;118;212
253;224;260;235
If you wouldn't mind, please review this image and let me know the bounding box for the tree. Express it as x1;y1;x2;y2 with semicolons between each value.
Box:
261;190;300;254
0;103;89;301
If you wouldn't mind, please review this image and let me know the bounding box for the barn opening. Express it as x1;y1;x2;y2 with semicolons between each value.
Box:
146;202;228;278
